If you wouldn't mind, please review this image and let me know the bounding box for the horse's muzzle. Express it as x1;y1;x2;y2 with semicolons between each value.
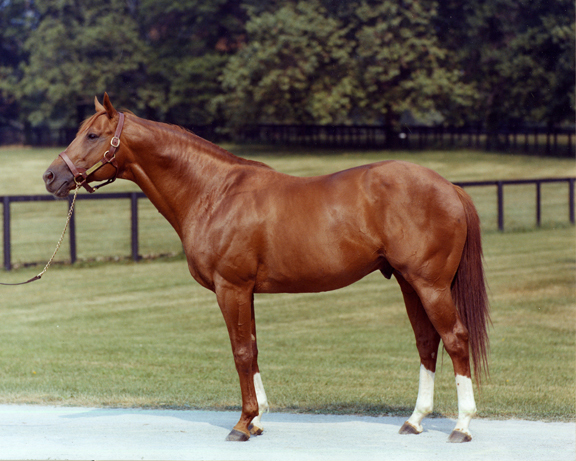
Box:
43;165;74;198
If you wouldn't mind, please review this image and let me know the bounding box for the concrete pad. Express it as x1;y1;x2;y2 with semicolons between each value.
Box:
0;405;573;460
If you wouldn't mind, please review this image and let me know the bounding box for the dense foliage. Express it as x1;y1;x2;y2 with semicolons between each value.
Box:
0;0;573;130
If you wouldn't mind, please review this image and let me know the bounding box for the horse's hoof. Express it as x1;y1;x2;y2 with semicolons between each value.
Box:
399;421;422;435
448;430;472;443
226;429;250;442
249;424;264;436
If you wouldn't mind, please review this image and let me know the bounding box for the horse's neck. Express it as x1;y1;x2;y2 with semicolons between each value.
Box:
122;120;239;237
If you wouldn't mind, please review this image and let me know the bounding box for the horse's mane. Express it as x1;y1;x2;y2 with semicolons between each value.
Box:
144;117;273;170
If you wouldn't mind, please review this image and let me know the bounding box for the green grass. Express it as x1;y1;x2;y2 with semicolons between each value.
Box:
0;228;573;421
0;146;574;421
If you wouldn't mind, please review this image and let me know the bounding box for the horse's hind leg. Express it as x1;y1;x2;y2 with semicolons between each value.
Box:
413;282;477;442
395;273;441;435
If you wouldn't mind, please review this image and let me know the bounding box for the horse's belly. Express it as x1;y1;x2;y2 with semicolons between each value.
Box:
254;248;384;294
255;269;377;294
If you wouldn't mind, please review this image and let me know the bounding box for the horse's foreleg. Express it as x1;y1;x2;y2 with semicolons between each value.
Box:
395;273;441;435
216;283;260;441
248;302;269;436
250;371;269;435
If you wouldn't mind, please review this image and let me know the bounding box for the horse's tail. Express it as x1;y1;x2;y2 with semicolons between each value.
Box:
452;186;491;386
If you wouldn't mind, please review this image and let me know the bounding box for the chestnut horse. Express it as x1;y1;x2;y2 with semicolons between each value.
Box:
43;94;489;443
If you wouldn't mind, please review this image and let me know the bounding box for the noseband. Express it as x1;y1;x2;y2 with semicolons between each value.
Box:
59;112;125;193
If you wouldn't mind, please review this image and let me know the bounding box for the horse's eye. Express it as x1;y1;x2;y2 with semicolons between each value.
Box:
87;132;98;140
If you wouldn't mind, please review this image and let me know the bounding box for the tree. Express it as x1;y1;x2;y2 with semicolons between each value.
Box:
436;0;575;128
1;0;572;131
216;0;474;128
1;0;147;127
0;0;33;126
351;0;474;126
134;0;247;124
217;1;355;126
0;0;247;128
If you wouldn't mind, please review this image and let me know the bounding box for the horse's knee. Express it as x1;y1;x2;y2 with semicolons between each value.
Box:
232;346;254;373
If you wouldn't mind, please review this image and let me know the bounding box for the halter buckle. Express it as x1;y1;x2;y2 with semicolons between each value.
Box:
110;136;120;148
103;150;116;163
73;174;86;187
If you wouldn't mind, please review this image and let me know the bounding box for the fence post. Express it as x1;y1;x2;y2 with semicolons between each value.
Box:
536;181;541;227
68;195;77;264
497;181;504;231
3;197;10;271
570;178;575;225
131;192;139;261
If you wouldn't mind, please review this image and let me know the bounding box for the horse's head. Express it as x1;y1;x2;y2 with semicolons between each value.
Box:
43;93;124;197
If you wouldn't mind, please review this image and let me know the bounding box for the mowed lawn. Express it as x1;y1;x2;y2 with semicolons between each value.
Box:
0;145;574;421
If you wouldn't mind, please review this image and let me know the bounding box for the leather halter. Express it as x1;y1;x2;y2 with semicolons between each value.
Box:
59;112;125;193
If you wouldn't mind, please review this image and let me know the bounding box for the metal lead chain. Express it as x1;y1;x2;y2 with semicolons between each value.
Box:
0;186;79;286
36;185;79;278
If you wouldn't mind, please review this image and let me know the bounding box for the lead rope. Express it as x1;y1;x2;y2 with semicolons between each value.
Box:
0;186;80;286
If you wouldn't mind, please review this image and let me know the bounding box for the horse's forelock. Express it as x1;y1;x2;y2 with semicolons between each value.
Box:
77;111;106;135
77;109;135;136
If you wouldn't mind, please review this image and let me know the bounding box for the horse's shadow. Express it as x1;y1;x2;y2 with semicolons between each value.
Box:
61;407;235;432
61;408;455;436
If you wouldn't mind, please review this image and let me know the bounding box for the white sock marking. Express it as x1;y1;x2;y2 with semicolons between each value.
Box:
454;374;477;436
252;372;269;430
406;365;435;433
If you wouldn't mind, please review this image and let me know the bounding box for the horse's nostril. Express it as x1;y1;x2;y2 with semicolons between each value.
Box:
43;170;54;184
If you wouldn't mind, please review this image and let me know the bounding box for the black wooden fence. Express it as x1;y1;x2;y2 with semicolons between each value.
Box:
240;125;575;157
452;177;575;232
0;124;221;148
1;177;574;271
2;191;144;271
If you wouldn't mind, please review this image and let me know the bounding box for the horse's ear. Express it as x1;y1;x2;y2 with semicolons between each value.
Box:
102;92;118;119
94;96;105;113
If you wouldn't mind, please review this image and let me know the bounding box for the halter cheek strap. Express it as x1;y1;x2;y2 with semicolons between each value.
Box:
59;112;125;193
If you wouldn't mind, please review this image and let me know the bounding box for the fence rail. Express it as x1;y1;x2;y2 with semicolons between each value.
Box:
1;177;575;271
